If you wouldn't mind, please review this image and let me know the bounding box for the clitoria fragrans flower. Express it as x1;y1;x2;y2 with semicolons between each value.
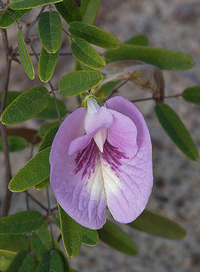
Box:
50;96;153;229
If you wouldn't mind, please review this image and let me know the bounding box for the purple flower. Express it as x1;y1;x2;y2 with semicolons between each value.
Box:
50;96;153;229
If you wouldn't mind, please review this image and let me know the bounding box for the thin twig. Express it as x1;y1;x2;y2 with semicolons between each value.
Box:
131;93;183;103
106;75;133;100
26;192;48;212
1;29;12;217
62;28;73;39
25;6;45;42
46;186;54;248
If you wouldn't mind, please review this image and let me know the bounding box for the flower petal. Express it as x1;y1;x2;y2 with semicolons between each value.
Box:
84;106;113;134
107;109;138;158
103;97;153;223
50;110;106;229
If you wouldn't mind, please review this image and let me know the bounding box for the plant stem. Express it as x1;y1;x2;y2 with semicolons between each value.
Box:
131;93;183;103
26;192;48;212
0;29;12;217
25;6;45;42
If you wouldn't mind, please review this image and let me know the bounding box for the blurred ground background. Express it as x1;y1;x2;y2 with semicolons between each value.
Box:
0;0;200;271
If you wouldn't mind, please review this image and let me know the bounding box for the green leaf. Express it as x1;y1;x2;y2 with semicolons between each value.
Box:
0;136;27;152
10;0;63;9
58;205;82;258
0;249;17;271
0;235;27;251
71;37;105;70
53;241;71;272
155;103;199;160
80;0;101;24
38;97;66;120
34;178;50;190
98;220;137;255
30;226;51;261
82;227;99;246
182;86;200;105
38;11;62;54
0;8;31;29
17;27;35;80
129;210;186;239
124;34;148;46
105;44;194;70
59;70;103;97
38;122;60;138
38;126;58;152
9;147;51;192
39;48;59;82
0;210;43;234
6;251;35;272
69;21;120;49
55;0;82;24
1;86;50;125
37;250;64;272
